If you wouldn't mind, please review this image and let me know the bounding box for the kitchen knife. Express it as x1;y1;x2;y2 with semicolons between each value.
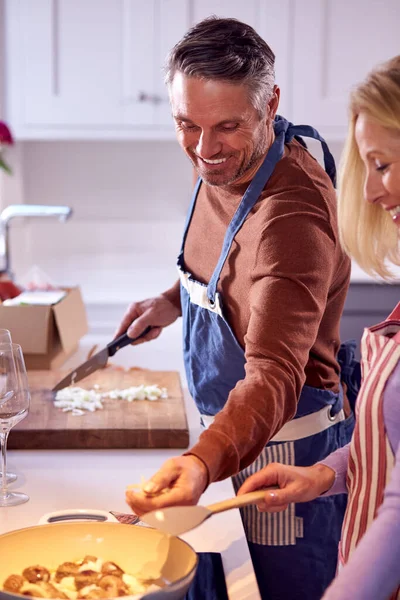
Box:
52;326;152;392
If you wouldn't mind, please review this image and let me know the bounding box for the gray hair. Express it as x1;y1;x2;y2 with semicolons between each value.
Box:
164;16;276;116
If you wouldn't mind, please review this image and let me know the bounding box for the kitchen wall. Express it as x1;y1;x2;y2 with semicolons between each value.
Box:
2;140;192;307
3;137;346;305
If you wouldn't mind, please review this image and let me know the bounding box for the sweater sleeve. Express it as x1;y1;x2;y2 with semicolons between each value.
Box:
187;189;343;482
319;443;350;496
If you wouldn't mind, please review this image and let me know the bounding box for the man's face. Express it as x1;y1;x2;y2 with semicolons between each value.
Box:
169;73;275;186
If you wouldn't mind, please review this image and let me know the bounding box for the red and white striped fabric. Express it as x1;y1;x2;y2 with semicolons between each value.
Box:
339;302;400;600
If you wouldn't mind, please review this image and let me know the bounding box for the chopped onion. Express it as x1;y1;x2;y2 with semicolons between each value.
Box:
54;387;103;415
54;384;167;416
106;384;167;402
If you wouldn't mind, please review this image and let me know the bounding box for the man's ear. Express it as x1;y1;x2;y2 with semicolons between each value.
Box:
266;85;280;121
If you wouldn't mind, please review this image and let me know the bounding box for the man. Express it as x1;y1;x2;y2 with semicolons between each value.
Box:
118;17;354;600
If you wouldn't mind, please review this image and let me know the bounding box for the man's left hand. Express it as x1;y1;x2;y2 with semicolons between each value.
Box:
125;455;209;516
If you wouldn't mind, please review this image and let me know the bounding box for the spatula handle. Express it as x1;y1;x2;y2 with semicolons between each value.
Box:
107;326;152;357
207;489;277;514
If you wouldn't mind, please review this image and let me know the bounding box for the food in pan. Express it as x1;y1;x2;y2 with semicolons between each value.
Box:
2;556;162;598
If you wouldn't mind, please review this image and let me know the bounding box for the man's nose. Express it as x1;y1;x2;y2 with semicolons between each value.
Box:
364;171;386;205
195;131;221;158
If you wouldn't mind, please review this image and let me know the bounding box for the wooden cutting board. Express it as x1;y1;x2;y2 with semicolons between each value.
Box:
8;367;189;450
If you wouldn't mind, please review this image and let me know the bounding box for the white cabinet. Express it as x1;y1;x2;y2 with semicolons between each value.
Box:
191;0;292;119
291;0;400;139
5;0;189;139
4;0;400;140
5;0;292;139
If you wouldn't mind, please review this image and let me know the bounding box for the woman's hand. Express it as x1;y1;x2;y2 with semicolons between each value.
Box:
237;462;336;512
125;455;209;516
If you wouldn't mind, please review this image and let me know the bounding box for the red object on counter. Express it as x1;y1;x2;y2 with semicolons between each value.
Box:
0;280;22;301
0;121;13;145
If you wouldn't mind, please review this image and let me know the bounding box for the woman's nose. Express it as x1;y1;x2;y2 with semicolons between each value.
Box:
364;171;386;204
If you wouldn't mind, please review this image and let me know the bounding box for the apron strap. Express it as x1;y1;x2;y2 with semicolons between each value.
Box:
207;127;287;303
388;302;400;343
275;118;337;187
387;301;400;321
207;117;337;303
178;177;202;257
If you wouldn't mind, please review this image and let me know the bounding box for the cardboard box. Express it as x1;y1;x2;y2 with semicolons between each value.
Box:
0;287;88;369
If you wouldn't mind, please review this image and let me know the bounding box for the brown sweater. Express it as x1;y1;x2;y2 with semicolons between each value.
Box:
167;141;351;483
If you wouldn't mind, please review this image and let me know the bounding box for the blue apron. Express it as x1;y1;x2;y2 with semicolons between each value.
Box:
178;115;356;600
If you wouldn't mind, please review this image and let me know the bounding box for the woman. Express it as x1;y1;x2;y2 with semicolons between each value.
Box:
238;55;400;600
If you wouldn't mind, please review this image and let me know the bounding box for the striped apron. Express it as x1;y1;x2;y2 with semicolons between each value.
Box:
339;302;400;600
178;115;356;600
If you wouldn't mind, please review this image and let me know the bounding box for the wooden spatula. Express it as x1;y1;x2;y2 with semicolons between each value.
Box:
141;489;274;536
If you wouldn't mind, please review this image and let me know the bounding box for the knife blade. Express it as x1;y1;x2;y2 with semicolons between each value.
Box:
52;326;152;392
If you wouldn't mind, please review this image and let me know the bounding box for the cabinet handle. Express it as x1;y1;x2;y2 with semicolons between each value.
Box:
137;91;167;105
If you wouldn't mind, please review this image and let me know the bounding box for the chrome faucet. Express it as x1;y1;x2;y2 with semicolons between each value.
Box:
0;205;73;276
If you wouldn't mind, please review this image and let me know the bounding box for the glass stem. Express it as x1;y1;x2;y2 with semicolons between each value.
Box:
0;431;9;498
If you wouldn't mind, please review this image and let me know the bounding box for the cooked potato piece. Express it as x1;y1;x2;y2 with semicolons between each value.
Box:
55;562;81;583
75;571;100;591
22;567;51;584
98;575;128;597
100;562;124;578
3;574;25;593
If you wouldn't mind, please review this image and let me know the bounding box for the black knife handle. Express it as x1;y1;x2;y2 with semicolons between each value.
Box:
107;325;152;357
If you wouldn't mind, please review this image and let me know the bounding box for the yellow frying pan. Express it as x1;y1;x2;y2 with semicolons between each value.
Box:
0;521;197;600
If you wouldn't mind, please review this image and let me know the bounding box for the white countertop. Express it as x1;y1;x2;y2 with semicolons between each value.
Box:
0;334;261;600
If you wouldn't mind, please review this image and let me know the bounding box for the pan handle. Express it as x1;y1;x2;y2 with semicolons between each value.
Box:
107;326;152;357
38;509;119;524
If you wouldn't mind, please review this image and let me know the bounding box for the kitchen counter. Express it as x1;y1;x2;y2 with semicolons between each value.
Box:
0;334;261;600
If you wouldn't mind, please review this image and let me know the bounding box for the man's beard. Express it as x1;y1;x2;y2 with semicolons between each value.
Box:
189;127;269;187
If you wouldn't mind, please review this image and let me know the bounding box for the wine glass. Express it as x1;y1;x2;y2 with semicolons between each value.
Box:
0;330;12;343
0;343;30;506
0;330;17;485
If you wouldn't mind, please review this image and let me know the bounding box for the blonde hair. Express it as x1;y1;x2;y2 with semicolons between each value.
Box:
338;56;400;279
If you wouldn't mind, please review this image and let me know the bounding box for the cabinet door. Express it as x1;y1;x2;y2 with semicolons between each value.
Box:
191;0;292;118
291;0;400;138
5;0;188;136
122;0;189;129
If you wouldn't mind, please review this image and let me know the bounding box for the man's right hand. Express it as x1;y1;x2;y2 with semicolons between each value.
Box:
114;293;181;343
